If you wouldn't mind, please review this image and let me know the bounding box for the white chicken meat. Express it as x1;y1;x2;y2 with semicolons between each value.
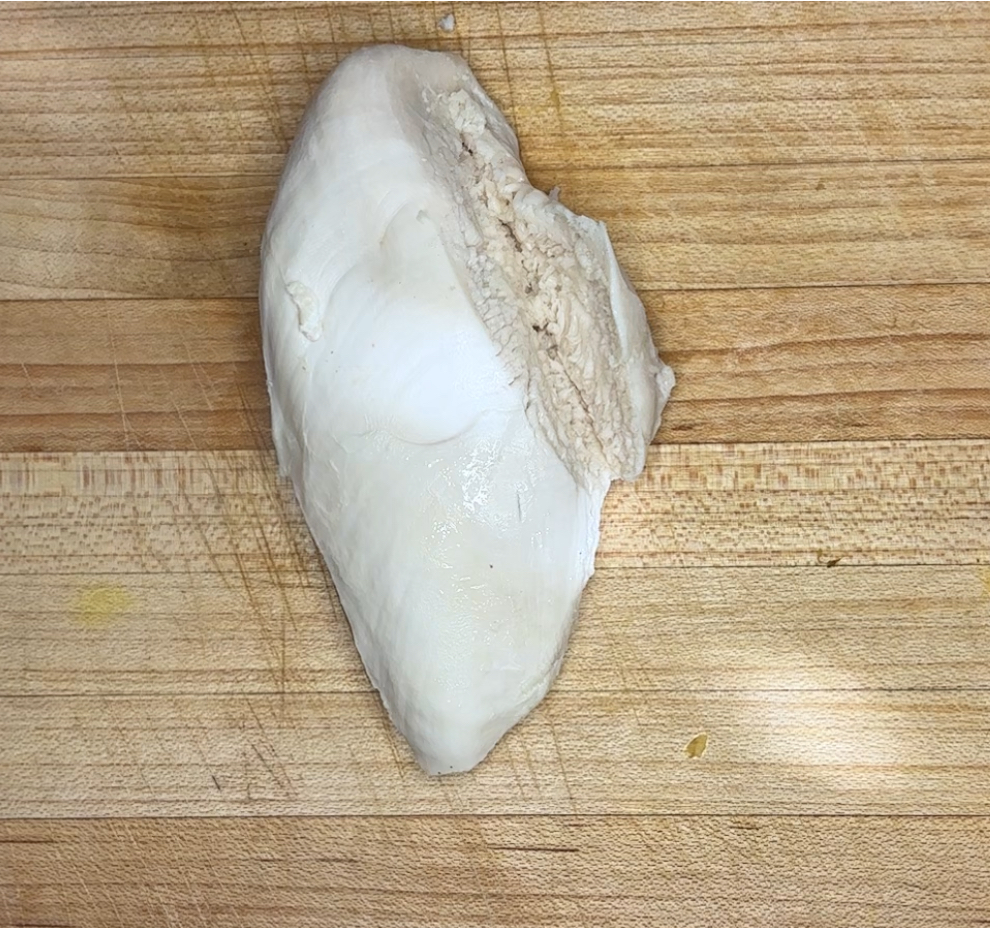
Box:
260;45;674;774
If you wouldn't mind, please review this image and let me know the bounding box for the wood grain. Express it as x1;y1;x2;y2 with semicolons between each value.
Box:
3;161;990;300
3;3;989;177
2;444;986;573
1;447;987;818
3;816;987;928
0;299;270;452
2;2;989;925
4;564;988;697
5;689;990;817
3;284;989;452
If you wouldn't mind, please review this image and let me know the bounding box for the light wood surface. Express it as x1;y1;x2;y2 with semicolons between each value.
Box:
2;816;988;928
2;3;989;926
4;285;990;451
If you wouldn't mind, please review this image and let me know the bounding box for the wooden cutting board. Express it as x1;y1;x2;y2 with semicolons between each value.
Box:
1;3;989;925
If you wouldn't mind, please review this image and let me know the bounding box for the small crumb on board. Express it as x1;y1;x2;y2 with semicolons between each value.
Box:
686;732;709;758
437;13;456;32
816;548;847;567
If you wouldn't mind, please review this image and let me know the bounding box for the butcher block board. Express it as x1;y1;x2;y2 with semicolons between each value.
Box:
1;3;989;926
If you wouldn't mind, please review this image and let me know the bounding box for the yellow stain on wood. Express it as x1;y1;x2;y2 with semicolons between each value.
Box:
74;585;134;629
686;732;709;759
980;570;990;597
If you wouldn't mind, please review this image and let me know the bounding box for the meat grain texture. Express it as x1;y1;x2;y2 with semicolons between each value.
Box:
261;45;674;774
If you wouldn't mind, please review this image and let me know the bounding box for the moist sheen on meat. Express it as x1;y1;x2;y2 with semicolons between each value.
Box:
260;45;674;774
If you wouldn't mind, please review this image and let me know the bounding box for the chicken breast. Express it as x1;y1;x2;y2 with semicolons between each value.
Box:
260;45;674;774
